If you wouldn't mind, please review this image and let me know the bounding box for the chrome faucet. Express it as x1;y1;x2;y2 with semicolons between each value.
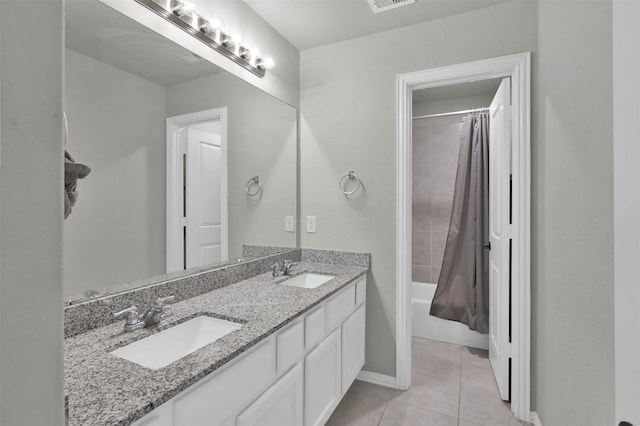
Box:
272;260;297;277
113;296;176;332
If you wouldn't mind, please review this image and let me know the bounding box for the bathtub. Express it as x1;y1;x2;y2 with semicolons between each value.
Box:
412;282;489;350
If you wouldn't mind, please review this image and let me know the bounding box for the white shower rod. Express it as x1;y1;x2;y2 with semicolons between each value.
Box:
412;107;489;120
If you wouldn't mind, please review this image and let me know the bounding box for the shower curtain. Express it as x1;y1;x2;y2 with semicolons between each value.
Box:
429;113;490;334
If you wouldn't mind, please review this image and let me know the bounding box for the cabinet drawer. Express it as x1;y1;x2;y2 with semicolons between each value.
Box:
172;338;276;425
277;320;304;374
325;284;355;332
305;305;325;350
355;278;366;306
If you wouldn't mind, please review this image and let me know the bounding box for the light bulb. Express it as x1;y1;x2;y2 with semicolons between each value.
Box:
209;18;223;29
222;34;235;48
262;57;275;70
200;17;223;34
199;19;214;34
244;48;259;65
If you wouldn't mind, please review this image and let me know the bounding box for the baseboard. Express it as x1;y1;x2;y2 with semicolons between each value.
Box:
356;370;397;389
530;411;542;426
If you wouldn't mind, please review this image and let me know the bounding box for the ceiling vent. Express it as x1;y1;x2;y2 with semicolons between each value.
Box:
366;0;415;13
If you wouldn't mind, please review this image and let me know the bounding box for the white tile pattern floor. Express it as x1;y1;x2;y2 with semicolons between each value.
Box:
327;338;528;426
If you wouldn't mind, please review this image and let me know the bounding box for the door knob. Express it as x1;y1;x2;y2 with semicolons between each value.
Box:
483;242;491;250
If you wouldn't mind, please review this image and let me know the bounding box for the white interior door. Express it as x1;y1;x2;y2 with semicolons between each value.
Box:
488;77;512;401
185;127;226;268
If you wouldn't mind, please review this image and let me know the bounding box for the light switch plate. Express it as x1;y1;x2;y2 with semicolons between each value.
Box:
306;216;316;233
285;216;295;232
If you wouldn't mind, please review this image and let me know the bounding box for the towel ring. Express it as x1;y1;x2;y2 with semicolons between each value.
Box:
339;170;362;195
245;176;261;196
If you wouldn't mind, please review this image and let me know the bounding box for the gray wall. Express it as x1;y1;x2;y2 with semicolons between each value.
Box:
613;2;640;424
300;0;537;378
63;48;167;297
0;1;65;424
166;72;298;257
301;1;616;423
533;1;614;424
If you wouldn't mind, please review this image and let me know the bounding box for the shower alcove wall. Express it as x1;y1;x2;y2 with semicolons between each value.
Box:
410;81;501;350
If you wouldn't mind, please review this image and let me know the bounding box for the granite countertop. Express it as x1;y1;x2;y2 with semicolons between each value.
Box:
64;261;367;426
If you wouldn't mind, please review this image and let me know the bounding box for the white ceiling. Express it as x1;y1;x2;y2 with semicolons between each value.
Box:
65;0;221;86
244;0;510;50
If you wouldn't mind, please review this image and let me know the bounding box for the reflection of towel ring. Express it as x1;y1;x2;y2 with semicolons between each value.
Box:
245;176;261;196
339;170;362;195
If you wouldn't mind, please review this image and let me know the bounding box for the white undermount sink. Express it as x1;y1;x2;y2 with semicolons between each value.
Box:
111;316;243;370
282;273;335;289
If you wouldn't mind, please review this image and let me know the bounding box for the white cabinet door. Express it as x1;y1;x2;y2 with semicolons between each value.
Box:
304;328;341;426
341;304;365;395
173;339;276;425
237;363;304;426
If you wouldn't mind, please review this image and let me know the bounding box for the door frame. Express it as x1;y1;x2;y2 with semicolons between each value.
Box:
395;53;531;420
166;107;228;273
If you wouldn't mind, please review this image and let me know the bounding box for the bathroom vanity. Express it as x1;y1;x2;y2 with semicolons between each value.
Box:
64;251;368;426
131;274;365;426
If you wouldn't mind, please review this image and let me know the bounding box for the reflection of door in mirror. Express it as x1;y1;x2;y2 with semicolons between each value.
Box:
167;109;228;273
186;127;225;269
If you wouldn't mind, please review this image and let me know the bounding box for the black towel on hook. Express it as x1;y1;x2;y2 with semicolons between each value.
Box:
64;150;91;219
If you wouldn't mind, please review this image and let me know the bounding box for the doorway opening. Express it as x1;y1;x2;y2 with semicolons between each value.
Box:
395;53;531;422
410;77;502;350
167;107;228;273
411;75;512;398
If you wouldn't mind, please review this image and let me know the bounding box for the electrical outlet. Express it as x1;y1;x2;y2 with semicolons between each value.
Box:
285;216;295;232
306;216;316;233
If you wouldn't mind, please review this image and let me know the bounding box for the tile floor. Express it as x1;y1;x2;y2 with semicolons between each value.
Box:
327;337;528;426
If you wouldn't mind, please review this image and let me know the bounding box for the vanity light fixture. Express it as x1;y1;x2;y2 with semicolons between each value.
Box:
135;0;274;77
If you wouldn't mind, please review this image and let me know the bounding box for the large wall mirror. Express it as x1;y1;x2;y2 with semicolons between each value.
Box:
63;0;297;303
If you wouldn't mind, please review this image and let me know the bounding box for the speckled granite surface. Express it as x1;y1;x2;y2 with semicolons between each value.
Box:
301;248;370;267
64;260;367;426
64;249;301;338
